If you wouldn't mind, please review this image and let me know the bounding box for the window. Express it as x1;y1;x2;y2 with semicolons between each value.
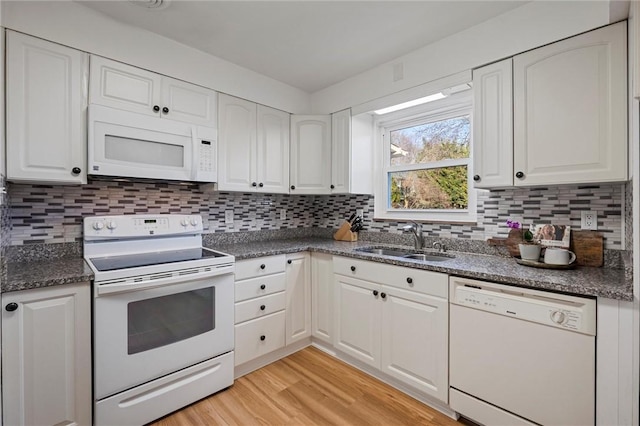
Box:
374;93;476;222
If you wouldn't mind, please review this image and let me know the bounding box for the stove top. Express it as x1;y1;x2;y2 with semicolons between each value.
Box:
89;248;228;272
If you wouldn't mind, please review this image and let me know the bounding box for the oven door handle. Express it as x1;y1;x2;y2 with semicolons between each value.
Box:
95;265;234;296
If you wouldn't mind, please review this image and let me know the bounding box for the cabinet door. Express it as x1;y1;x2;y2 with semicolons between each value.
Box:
6;31;88;184
218;94;257;192
311;253;334;344
89;55;162;117
257;105;290;194
290;115;331;195
334;275;380;367
285;253;311;345
161;77;217;126
380;285;449;403
331;109;351;193
2;283;91;426
472;58;513;188
513;22;627;186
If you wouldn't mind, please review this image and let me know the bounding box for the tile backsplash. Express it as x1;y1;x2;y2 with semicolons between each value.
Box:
6;179;628;250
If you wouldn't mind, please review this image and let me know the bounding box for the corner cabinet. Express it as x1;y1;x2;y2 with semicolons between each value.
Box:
331;109;374;195
90;55;217;126
2;283;92;426
290;115;332;194
333;257;449;403
218;94;290;193
473;22;628;188
311;253;334;344
6;31;88;184
285;253;311;345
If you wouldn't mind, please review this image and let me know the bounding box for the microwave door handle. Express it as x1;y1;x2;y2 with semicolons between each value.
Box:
191;126;198;181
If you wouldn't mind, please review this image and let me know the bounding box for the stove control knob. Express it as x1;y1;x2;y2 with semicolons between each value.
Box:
180;218;189;227
550;310;566;325
106;221;117;230
92;221;105;230
190;217;198;226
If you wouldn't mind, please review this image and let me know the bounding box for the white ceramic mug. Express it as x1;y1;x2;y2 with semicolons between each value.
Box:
543;248;576;265
519;244;541;261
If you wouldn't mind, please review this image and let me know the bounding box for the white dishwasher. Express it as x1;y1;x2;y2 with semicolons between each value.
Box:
449;277;596;426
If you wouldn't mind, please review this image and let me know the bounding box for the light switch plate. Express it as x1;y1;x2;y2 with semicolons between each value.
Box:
225;210;234;225
356;209;364;219
280;209;287;220
581;211;597;230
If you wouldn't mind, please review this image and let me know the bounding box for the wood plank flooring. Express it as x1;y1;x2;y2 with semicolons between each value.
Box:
149;346;462;426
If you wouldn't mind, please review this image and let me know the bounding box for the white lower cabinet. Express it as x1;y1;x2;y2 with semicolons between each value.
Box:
2;283;91;426
235;311;286;366
333;256;449;403
285;252;311;345
310;253;334;344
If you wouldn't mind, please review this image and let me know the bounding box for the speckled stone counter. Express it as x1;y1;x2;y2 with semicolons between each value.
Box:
3;258;94;293
210;238;633;301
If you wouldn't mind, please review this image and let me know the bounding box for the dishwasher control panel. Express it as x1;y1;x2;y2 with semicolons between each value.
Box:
450;277;596;335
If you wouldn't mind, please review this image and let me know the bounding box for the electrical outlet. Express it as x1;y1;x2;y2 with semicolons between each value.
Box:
280;209;287;220
581;211;597;230
356;209;364;219
225;210;234;225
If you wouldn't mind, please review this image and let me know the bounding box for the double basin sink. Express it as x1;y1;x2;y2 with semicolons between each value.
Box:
355;247;454;262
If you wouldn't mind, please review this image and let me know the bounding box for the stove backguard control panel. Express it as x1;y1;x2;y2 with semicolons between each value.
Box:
84;214;203;239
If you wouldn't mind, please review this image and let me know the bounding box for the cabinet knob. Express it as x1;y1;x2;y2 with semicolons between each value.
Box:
162;107;169;114
260;264;266;270
259;183;264;187
406;277;413;284
290;185;295;190
260;335;266;341
260;305;266;311
373;290;379;296
260;284;266;290
153;105;160;112
381;292;387;299
287;259;292;264
473;175;480;182
350;266;356;272
330;184;335;189
71;167;81;175
252;182;257;187
516;171;525;179
5;302;18;312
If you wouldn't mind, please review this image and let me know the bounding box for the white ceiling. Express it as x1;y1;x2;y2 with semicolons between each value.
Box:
78;0;527;93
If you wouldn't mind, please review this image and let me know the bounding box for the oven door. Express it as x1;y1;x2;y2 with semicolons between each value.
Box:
94;271;233;400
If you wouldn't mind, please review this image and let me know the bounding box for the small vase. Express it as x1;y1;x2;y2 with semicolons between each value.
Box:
519;243;541;261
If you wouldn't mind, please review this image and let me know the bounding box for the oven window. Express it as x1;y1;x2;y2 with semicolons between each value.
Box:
127;287;215;355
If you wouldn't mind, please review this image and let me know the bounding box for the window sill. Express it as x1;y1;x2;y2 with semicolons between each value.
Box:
373;210;478;224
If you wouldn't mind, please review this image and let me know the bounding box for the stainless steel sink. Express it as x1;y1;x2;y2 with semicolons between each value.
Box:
355;247;453;262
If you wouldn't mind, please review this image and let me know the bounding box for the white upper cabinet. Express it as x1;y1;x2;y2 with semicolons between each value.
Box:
513;21;627;186
290;115;332;195
90;56;217;126
472;58;513;188
6;31;88;184
218;94;290;193
331;109;351;193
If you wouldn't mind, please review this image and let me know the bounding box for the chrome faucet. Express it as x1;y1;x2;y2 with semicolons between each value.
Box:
432;241;446;253
402;222;424;250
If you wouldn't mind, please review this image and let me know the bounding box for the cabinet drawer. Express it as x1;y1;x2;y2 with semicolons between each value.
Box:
333;256;447;298
235;311;285;366
235;291;286;324
235;273;286;302
235;255;286;281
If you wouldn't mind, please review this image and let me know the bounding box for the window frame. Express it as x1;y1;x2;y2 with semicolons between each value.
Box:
374;92;477;223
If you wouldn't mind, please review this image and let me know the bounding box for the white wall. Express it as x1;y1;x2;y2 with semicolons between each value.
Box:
1;1;310;114
311;1;615;114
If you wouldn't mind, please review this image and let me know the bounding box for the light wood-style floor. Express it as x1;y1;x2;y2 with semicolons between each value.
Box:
149;346;462;426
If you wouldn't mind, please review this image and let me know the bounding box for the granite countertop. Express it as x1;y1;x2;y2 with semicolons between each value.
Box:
3;237;632;301
3;257;94;293
210;237;634;301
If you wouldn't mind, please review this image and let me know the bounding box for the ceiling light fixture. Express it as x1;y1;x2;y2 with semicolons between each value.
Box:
373;92;447;115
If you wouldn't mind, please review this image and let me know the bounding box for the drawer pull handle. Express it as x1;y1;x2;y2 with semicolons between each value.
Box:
373;290;379;296
260;264;266;270
5;303;18;312
381;292;387;299
260;335;266;341
406;277;413;284
287;259;292;264
350;266;356;272
260;284;266;290
260;305;266;311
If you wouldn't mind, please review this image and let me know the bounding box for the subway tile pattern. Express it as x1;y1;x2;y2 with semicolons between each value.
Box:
625;181;633;251
7;180;625;250
1;174;10;276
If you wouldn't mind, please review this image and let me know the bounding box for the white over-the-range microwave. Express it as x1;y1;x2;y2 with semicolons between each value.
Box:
88;104;217;183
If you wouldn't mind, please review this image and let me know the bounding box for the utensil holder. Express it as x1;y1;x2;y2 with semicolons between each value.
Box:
333;221;358;242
